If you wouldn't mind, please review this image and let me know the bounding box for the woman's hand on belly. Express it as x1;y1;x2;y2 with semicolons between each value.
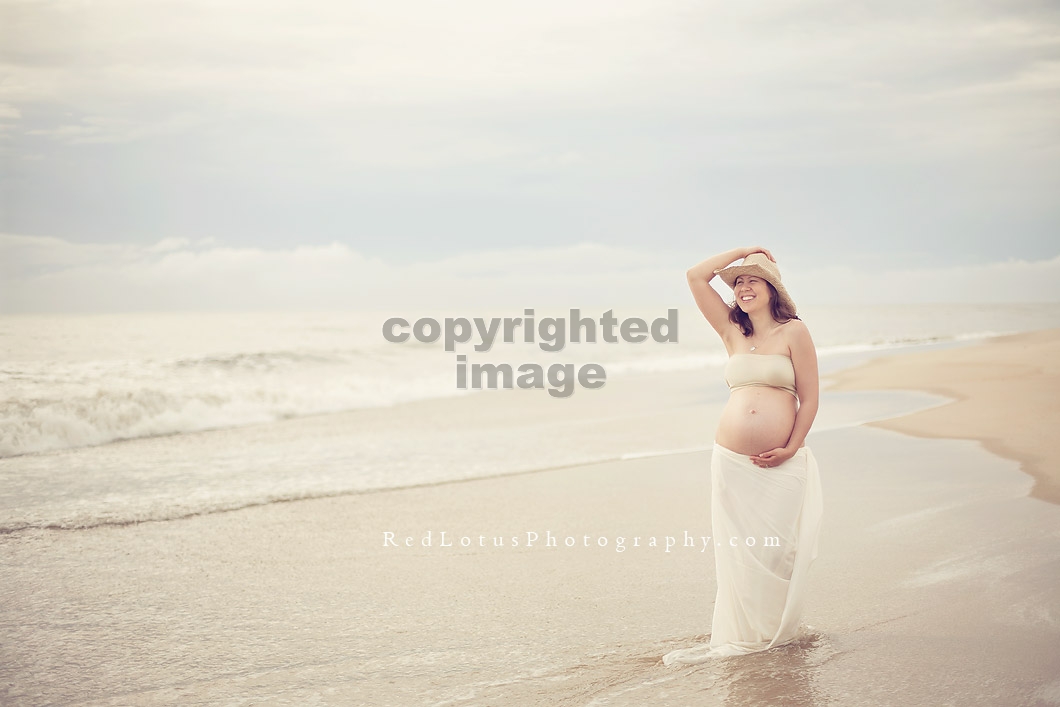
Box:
750;446;797;468
714;388;797;458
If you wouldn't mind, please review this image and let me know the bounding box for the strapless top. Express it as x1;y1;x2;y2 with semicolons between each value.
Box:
724;353;797;398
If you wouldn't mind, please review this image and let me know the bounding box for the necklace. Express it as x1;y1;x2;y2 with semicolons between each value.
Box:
748;323;780;352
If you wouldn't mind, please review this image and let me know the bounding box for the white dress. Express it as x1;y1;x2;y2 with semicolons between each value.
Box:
663;441;823;664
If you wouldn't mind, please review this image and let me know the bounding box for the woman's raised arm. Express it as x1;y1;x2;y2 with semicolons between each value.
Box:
686;246;775;338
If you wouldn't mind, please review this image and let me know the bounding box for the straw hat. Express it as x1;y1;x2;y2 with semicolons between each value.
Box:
715;252;797;315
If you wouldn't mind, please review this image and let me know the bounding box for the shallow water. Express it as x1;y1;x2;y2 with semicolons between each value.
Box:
3;307;1059;705
3;304;1058;533
2;379;1058;705
3;304;1057;458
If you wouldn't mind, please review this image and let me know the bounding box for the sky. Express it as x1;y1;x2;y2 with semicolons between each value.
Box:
1;0;1058;311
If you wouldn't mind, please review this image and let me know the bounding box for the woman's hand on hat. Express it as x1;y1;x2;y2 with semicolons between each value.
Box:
745;246;776;263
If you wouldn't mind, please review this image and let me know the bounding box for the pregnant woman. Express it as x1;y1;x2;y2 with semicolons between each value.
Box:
663;246;824;664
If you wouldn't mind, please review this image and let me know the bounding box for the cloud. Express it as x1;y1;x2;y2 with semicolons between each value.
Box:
23;111;204;145
2;233;1057;313
0;233;688;312
786;255;1060;305
0;1;1056;267
3;0;1058;162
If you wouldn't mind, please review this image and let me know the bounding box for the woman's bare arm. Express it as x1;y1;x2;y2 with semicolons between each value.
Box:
686;246;774;339
751;320;819;467
784;321;819;451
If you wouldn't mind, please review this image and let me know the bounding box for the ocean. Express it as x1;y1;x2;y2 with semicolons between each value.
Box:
2;303;1058;534
3;303;1060;707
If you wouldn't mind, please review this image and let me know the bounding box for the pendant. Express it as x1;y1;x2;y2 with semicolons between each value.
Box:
750;345;757;352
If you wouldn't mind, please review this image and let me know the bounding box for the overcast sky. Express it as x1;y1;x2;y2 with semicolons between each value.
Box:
1;0;1058;311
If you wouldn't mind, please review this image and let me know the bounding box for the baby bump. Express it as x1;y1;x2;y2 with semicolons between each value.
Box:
715;388;798;456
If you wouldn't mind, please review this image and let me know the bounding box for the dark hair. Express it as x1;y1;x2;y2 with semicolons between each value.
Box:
728;281;799;337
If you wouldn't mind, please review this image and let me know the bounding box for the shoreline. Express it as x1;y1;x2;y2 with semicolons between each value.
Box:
824;327;1060;506
6;327;1056;539
3;330;1060;705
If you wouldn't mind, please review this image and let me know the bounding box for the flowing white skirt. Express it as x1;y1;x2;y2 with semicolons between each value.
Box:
663;442;823;665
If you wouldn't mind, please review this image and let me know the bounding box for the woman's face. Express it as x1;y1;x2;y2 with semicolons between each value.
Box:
733;275;773;314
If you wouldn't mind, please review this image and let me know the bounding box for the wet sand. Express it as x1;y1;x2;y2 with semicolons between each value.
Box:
827;328;1060;505
2;337;1060;706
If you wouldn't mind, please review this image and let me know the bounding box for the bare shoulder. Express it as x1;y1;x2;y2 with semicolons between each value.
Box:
781;319;815;351
784;318;812;338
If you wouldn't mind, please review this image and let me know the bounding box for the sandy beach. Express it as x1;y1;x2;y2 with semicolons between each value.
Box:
828;328;1060;507
3;331;1060;706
